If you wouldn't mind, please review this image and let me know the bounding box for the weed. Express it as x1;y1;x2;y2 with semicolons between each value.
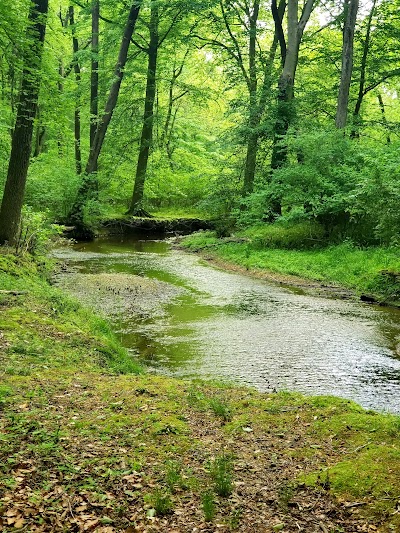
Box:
187;386;206;408
277;483;294;510
229;507;242;529
201;490;216;522
165;460;183;492
388;416;400;437
209;398;232;422
208;453;234;497
146;489;173;516
0;386;12;407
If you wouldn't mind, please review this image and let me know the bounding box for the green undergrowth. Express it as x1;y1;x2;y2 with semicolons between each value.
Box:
182;228;400;303
1;251;400;530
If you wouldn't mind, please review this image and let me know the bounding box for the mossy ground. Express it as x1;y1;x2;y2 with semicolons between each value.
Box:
1;252;400;532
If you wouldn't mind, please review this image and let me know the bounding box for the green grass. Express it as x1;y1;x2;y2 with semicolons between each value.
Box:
182;229;400;302
0;251;142;375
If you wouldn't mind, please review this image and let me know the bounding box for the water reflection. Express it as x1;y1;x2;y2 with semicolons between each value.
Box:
54;235;400;413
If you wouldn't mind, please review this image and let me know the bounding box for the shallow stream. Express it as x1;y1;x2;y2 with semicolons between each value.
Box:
54;235;400;413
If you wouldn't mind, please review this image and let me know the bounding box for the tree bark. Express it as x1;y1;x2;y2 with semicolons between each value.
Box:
335;0;359;129
0;0;49;245
69;5;82;175
128;0;159;215
350;0;376;138
90;0;99;170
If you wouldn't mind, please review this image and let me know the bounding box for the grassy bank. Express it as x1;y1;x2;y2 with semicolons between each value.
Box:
1;253;400;531
182;228;400;303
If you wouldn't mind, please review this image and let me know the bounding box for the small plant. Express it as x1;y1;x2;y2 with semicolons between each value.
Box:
165;460;183;492
277;483;295;510
201;490;216;522
187;386;206;408
388;416;400;437
208;453;234;497
146;489;173;516
15;207;61;256
209;398;232;422
229;507;242;530
0;386;12;409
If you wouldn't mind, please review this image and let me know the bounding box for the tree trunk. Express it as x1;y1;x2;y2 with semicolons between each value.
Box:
33;106;46;157
128;1;159;215
242;0;286;196
69;5;82;175
269;0;315;217
90;0;99;171
335;0;359;129
271;0;299;171
242;1;260;196
0;0;49;245
350;0;376;138
67;2;141;231
377;92;391;145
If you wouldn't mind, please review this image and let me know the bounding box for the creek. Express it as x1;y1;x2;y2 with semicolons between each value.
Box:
53;234;400;414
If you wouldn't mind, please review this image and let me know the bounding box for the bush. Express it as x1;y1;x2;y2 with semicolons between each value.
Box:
15;207;61;256
243;221;325;250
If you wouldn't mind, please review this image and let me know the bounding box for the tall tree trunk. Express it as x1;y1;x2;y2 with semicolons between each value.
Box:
271;0;315;170
242;1;260;196
335;0;359;129
269;0;315;217
33;106;46;157
90;0;99;171
350;0;376;138
128;1;159;215
69;5;82;175
0;0;49;245
242;0;285;196
67;2;141;232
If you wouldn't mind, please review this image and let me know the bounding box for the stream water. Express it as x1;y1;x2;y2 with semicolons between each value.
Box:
54;234;400;414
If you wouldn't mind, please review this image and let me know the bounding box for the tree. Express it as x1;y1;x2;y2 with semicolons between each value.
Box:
270;0;316;171
128;0;159;215
90;0;100;171
68;1;141;233
0;0;49;245
335;0;359;129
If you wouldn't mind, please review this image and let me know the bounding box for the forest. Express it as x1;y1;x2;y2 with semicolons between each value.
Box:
0;0;399;248
3;1;400;532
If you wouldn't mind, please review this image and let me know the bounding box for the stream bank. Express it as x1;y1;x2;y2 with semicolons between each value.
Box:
181;231;400;307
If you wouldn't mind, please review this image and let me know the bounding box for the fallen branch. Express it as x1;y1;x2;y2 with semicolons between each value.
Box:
0;290;28;295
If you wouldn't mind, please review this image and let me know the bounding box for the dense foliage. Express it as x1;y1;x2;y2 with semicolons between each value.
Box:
0;0;399;243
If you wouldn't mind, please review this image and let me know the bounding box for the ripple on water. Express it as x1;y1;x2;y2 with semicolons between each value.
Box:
54;238;400;413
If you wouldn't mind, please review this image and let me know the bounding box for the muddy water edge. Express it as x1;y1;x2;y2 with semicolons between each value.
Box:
53;233;400;414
